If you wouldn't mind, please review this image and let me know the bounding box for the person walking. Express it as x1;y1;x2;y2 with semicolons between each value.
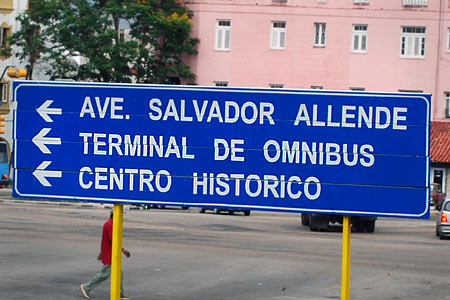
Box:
80;212;131;299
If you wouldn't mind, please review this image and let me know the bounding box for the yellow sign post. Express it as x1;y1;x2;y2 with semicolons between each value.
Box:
111;203;124;300
341;215;351;300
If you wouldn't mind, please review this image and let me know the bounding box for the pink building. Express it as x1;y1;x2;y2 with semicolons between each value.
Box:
184;0;450;200
185;0;450;121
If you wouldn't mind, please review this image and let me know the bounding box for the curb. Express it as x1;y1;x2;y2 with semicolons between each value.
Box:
0;198;115;210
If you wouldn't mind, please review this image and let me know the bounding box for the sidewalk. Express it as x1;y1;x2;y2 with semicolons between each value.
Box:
0;186;115;210
1;186;439;217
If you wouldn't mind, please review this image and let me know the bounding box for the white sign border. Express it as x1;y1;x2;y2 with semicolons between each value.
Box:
12;82;431;218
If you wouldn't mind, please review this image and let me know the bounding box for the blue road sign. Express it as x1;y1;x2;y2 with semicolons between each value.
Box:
12;81;430;218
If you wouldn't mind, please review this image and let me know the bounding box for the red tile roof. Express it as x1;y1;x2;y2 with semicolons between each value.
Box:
431;121;450;164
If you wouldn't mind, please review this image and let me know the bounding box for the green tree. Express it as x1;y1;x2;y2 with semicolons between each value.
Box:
0;0;53;79
129;0;199;83
5;0;199;83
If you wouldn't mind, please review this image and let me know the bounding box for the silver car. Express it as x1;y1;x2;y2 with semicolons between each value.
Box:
436;199;450;239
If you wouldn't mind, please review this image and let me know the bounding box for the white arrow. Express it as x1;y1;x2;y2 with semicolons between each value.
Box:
37;100;62;123
32;161;62;187
32;128;61;154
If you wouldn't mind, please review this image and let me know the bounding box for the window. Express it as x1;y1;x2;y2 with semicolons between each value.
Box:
447;28;450;52
403;0;427;6
352;25;368;53
216;20;231;51
445;92;450;118
311;86;323;89
118;29;131;42
354;0;369;3
214;81;228;87
0;82;9;103
431;168;446;195
350;87;365;91
0;143;7;163
119;30;125;42
269;84;284;88
271;21;286;49
0;27;10;48
314;23;326;47
400;26;426;58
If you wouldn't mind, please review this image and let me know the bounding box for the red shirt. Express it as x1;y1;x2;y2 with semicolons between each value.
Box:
101;218;113;265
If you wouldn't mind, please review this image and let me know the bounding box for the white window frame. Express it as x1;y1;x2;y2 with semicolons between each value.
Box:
445;92;450;118
215;19;231;51
314;23;326;47
352;24;368;53
354;0;369;3
403;0;428;6
431;167;446;195
400;26;426;58
270;21;286;50
1;82;9;103
447;28;450;52
214;81;228;87
0;27;10;48
118;29;131;43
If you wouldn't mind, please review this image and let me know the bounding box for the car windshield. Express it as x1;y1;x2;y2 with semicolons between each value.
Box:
431;184;441;192
0;143;7;163
444;202;450;211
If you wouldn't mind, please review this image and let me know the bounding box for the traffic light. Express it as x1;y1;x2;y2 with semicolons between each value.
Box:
0;115;5;134
6;68;27;78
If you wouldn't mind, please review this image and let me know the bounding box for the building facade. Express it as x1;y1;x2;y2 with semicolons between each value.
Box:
184;0;450;197
185;0;450;121
0;0;29;151
2;0;450;198
430;121;450;200
0;0;28;100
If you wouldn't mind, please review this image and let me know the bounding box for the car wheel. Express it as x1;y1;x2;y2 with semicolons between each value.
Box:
182;206;189;210
213;208;221;214
439;233;446;240
244;210;251;216
309;214;329;232
228;210;234;215
309;226;319;232
301;214;310;226
436;227;440;237
199;208;206;213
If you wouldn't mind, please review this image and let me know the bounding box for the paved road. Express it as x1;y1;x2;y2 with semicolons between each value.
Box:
0;190;448;300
